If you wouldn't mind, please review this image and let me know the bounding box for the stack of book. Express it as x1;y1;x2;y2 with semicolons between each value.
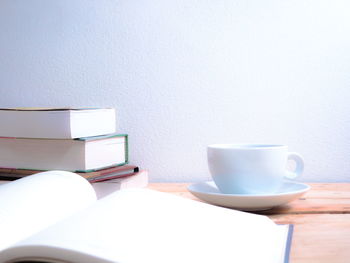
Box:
0;108;148;198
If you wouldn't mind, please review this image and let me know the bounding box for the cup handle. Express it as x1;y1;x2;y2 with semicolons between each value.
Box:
285;152;304;179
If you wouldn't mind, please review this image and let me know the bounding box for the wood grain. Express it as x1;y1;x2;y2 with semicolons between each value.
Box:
271;214;350;263
148;183;350;214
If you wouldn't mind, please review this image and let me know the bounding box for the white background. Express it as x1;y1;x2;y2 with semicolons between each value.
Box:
0;0;349;182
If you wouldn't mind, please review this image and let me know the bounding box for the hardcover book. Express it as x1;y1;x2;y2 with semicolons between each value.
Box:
0;134;128;172
0;164;139;182
0;171;292;263
0;107;116;139
92;170;149;198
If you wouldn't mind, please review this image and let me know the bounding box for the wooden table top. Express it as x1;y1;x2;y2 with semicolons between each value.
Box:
148;183;350;263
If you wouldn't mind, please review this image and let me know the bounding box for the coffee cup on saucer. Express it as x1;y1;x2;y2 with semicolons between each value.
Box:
207;144;304;195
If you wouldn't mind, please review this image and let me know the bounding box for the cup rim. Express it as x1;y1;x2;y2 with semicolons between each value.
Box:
207;144;287;150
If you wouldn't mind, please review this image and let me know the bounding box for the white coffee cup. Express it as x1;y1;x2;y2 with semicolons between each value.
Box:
207;144;304;194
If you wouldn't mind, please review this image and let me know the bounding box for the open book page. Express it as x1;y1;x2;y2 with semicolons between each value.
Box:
0;171;96;251
0;189;290;263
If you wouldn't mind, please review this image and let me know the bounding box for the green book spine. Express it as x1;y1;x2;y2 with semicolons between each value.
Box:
75;134;129;173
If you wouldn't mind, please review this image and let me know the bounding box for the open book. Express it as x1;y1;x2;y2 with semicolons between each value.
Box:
0;171;292;263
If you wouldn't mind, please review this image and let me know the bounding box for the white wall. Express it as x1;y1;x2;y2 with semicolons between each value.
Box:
0;0;350;182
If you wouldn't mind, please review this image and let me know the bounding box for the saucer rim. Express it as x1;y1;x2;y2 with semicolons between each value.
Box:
187;181;310;197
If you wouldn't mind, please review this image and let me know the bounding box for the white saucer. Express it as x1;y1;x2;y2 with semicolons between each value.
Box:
187;181;310;211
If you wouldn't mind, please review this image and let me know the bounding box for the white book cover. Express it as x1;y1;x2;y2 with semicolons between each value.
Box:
0;134;128;172
0;108;116;139
92;170;149;199
0;171;292;263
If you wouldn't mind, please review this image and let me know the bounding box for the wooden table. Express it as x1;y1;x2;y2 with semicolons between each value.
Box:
148;183;350;263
